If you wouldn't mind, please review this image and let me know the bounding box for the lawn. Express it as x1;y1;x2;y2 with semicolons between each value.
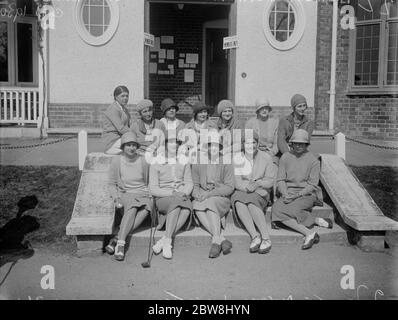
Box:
0;166;81;246
0;165;397;247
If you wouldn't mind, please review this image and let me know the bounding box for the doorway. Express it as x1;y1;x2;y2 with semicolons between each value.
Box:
146;1;233;120
203;21;228;110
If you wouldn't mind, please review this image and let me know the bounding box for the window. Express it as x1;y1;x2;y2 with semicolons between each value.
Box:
73;0;119;46
348;0;398;94
0;0;38;87
269;0;295;42
263;0;305;51
82;0;111;37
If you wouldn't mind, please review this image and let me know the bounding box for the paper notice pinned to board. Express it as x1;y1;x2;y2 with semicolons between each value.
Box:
153;37;160;51
167;50;174;60
159;49;166;59
184;69;194;83
161;36;174;44
186;53;198;64
149;62;157;74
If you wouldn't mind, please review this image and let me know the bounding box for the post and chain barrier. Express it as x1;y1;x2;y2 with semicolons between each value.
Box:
344;136;398;151
0;136;75;150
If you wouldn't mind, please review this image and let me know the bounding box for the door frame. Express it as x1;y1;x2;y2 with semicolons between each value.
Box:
145;1;237;103
202;19;228;106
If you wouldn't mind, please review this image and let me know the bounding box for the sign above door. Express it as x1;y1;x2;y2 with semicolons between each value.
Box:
223;35;238;50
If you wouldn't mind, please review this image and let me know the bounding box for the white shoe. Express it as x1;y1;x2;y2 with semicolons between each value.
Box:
162;239;173;259
152;236;165;255
249;235;261;253
258;239;272;254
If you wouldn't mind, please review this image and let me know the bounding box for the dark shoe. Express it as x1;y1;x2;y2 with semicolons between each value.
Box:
114;243;125;261
221;239;232;255
209;243;222;258
301;233;320;250
258;239;272;254
324;218;333;229
271;221;280;230
105;237;118;255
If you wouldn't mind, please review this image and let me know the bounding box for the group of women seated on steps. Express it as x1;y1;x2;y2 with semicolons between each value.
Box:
102;85;333;262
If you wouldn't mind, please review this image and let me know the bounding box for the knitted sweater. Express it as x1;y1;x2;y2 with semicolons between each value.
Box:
276;151;323;204
108;154;150;200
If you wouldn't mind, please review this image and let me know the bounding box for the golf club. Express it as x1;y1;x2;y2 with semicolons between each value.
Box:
141;201;157;268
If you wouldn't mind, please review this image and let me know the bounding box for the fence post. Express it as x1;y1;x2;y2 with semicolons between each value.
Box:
78;130;87;170
335;132;346;160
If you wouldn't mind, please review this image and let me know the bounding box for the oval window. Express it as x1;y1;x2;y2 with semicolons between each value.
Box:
263;0;305;51
73;0;119;46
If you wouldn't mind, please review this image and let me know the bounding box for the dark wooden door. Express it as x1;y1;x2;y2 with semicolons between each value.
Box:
205;28;228;112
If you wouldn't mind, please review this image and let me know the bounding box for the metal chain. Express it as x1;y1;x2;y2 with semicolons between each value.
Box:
345;136;398;151
0;136;75;150
1;132;397;151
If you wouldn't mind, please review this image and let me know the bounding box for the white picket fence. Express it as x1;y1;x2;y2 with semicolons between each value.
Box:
0;87;41;126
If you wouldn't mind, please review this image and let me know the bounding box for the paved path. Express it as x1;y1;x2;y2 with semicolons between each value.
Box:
1;242;397;300
1;137;397;167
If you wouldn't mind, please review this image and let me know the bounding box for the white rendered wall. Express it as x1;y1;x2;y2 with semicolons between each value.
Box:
235;0;318;108
48;0;144;104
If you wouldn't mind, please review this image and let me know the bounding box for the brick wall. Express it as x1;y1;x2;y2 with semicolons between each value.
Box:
48;104;139;128
314;1;398;140
235;106;314;124
48;103;314;128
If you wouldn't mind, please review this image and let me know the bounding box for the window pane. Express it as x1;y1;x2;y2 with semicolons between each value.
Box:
17;23;33;83
0;22;8;82
371;49;378;60
276;0;288;11
16;0;37;16
269;0;295;42
370;73;378;84
269;12;275;35
275;31;288;42
389;1;398;18
90;26;103;37
387;22;398;85
354;24;380;86
356;0;382;21
83;5;89;24
90;6;103;25
82;0;110;37
104;6;111;26
276;12;288;31
289;9;295;30
371;61;378;73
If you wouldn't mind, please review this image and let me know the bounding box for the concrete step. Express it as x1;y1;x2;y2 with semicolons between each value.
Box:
224;204;333;225
127;222;348;248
